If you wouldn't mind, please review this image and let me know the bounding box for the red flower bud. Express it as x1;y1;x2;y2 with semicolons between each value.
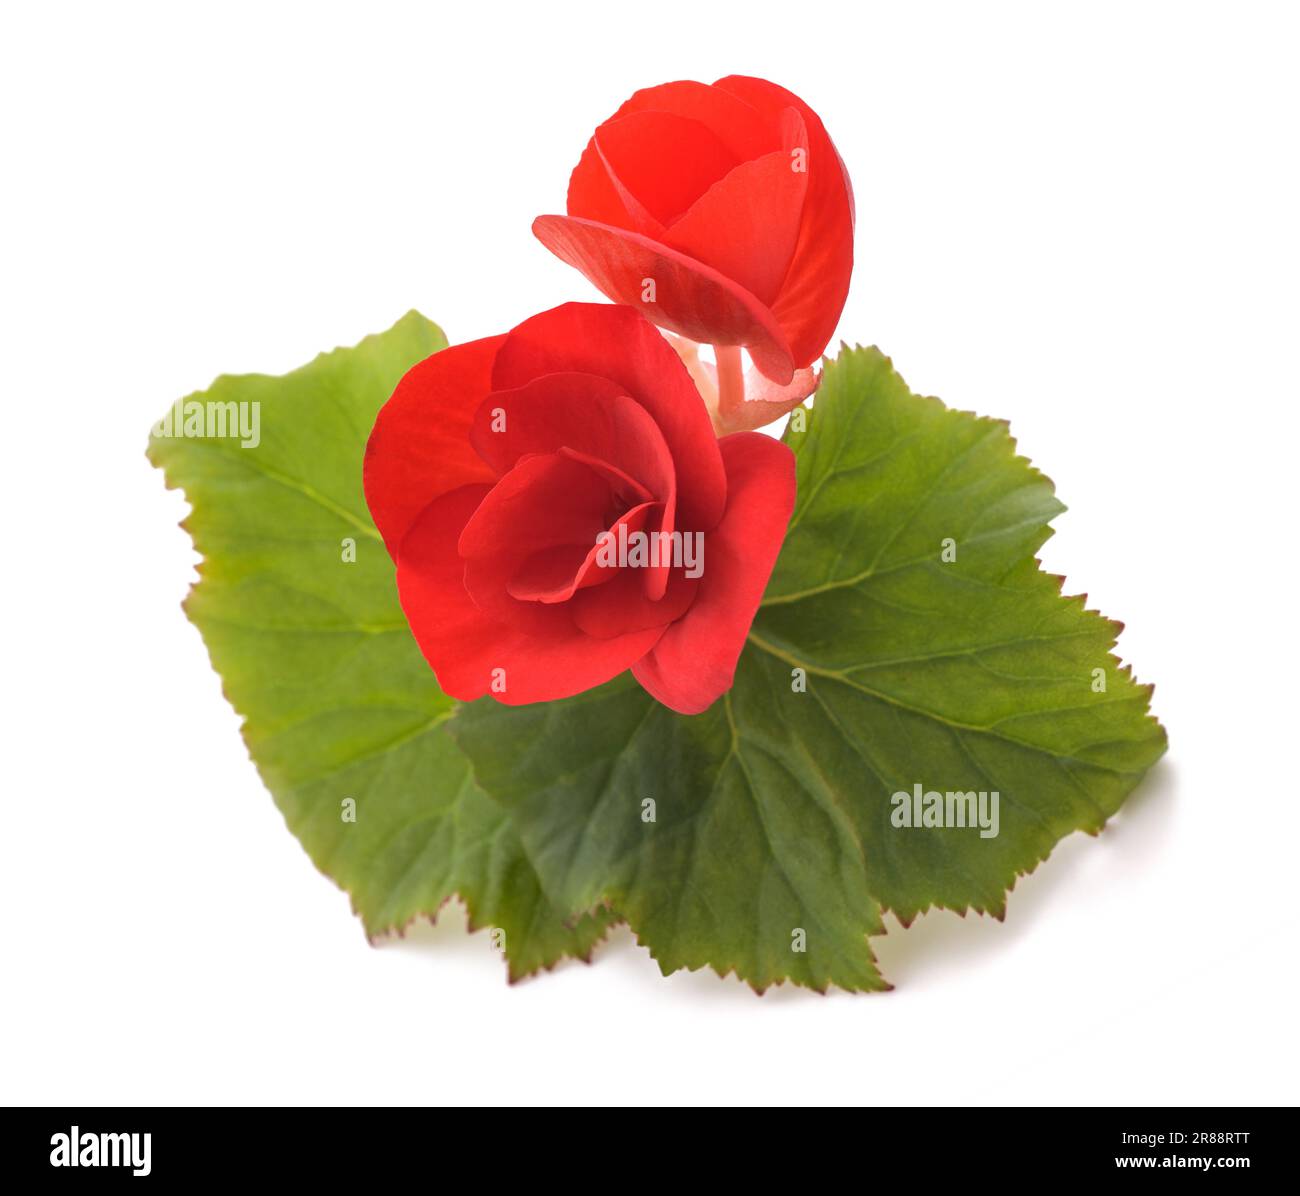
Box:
533;76;854;391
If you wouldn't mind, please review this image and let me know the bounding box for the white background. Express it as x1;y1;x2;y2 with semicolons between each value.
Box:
3;1;1297;1107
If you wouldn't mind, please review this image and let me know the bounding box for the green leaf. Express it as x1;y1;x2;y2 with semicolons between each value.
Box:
451;345;1167;993
454;676;891;993
147;312;614;980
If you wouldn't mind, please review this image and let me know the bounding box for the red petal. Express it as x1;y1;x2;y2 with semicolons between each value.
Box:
598;80;776;161
458;451;614;635
664;113;809;306
572;565;699;639
640;484;675;603
458;452;611;560
470;371;671;503
556;445;653;506
491;302;732;528
565;81;779;239
632;432;795;714
528;222;797;387
396;485;664;704
713;75;854;371
567;134;633;232
363;335;505;555
717;365;820;435
506;542;595;603
508;500;655;603
595;110;738;228
469;369;680;598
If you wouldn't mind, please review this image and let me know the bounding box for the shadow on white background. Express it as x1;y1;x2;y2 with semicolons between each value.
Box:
872;758;1177;986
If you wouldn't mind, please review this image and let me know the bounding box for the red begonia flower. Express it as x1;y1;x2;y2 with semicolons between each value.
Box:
363;303;796;715
532;76;853;422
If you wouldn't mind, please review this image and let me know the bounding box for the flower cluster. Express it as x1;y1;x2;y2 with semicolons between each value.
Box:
365;76;852;714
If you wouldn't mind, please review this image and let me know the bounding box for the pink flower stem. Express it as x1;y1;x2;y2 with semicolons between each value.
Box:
714;345;745;420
